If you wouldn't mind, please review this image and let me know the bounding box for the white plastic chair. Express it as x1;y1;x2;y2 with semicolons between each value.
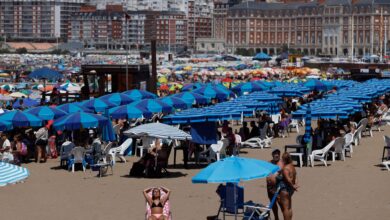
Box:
234;134;242;155
343;133;354;159
109;138;133;165
288;119;300;133
242;136;272;149
382;161;390;171
309;139;335;167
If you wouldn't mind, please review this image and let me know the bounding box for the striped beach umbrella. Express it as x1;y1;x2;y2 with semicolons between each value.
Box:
0;111;42;127
159;97;190;109
57;103;93;114
122;89;157;100
99;93;135;106
303;105;312;144
172;92;210;105
81;99;116;113
0;162;30;187
108;104;153;120
129;99;173;114
25;106;67;120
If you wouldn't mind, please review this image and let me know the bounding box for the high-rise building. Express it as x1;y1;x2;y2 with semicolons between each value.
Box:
226;0;390;57
187;0;214;48
0;0;86;42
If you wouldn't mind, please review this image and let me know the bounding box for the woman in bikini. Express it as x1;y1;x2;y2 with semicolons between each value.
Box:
143;186;171;220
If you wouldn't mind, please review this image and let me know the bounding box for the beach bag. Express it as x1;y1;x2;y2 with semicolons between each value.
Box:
20;142;28;156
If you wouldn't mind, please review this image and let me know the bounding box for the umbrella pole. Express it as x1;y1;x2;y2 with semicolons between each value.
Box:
234;183;237;220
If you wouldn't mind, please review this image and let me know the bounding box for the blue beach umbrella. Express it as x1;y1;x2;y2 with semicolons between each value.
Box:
253;52;271;61
232;81;268;94
57;103;93;114
0;121;12;131
28;67;63;81
193;85;232;101
303;105;312;144
99;93;135;106
129;99;173;114
303;79;330;91
0;162;30;187
13;98;40;109
25;106;67;120
53;112;116;141
81;99;116;112
159;97;190;109
108;104;153;119
0;111;42;127
192;156;280;183
172;92;210;105
182;82;204;91
122;89;157;100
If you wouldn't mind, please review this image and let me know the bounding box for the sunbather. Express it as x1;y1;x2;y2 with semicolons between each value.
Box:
266;149;284;220
143;186;171;220
277;152;298;220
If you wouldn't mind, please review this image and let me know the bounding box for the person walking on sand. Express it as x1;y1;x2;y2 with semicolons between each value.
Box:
277;152;298;220
266;149;284;220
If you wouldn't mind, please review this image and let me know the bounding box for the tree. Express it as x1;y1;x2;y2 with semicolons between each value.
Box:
16;47;28;54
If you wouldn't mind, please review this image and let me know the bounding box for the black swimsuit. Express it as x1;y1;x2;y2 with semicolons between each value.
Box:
151;202;163;208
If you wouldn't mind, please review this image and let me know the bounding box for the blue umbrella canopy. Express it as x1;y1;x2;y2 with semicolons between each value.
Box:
99;93;135;106
303;79;331;91
193;85;232;101
192;156;280;183
172;92;210;105
54;112;109;130
0;111;42;127
13;98;40;109
25;106;67;120
81;99;116;112
28;67;63;80
231;81;269;94
53;112;116;141
0;121;12;131
129;99;173;114
122;89;157;100
159;97;190;109
182;82;204;92
57;103;93;114
0;162;30;187
253;52;271;61
303;105;312;144
108;104;153;119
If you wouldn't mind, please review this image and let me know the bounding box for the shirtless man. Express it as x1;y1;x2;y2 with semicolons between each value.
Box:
278;152;298;220
266;149;284;220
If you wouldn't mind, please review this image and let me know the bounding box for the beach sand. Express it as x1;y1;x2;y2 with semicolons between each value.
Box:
1;127;390;220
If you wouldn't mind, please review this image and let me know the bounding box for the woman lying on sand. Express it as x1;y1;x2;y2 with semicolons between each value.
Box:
143;186;171;220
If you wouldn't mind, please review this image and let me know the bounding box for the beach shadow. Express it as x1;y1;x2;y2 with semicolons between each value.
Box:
50;165;66;170
121;171;187;179
374;163;390;171
167;163;207;170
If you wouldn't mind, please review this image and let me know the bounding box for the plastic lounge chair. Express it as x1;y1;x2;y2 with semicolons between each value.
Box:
382;161;390;171
68;146;86;173
216;183;244;219
91;142;114;177
154;142;173;176
382;135;390;162
309;139;336;167
343;133;354;158
109;138;133;165
357;118;369;137
60;141;75;168
243;185;281;220
242;136;272;149
353;126;364;146
145;190;172;220
198;141;223;163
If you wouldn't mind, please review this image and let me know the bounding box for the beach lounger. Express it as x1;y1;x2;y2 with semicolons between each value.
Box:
145;190;172;220
309;139;336;167
108;138;133;165
243;185;281;220
242;136;272;149
382;161;390;171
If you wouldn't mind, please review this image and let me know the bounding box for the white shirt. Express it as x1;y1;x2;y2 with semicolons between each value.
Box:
2;139;11;152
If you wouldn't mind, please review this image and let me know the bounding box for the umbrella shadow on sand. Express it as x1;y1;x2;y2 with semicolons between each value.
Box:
121;171;187;179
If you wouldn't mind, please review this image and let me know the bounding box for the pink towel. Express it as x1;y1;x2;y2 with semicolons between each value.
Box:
146;191;171;220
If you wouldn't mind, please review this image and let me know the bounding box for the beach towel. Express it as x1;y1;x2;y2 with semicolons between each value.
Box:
146;191;171;220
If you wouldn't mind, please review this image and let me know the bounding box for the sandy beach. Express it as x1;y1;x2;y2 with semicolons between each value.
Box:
1;127;390;220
